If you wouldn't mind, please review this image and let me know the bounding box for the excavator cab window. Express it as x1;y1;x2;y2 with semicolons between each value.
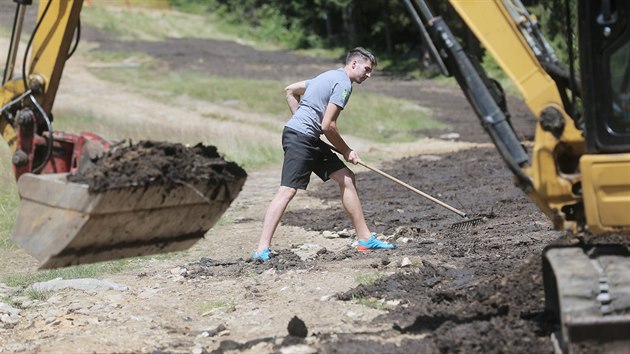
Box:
580;0;630;152
610;40;630;132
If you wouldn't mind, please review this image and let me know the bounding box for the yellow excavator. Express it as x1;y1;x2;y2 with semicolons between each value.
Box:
1;1;246;269
404;0;629;352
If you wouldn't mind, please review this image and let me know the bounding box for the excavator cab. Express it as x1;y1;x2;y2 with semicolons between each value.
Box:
1;1;247;268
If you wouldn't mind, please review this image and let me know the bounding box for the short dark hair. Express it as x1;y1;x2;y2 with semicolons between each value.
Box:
345;47;377;67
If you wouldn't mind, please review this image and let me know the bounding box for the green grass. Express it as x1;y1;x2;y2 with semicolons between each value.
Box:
24;287;52;302
88;64;442;144
339;93;440;142
355;272;383;286
51;110;283;170
81;4;227;42
0;145;18;252
80;3;271;49
352;295;388;310
198;298;237;314
0;191;18;251
0;259;130;288
88;67;288;117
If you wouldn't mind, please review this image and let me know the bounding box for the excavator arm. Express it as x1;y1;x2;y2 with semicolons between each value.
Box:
0;0;110;180
403;0;630;352
403;0;589;232
2;0;104;179
1;0;246;269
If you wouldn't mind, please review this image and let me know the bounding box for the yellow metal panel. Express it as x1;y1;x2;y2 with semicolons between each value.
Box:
1;79;26;152
580;154;630;233
30;0;84;113
448;0;555;115
448;1;584;142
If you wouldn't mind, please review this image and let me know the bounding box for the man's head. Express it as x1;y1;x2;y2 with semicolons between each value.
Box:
344;47;376;84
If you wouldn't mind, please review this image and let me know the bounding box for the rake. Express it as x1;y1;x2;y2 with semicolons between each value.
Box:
327;143;483;230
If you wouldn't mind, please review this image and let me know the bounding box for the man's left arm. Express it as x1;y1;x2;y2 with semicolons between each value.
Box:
321;103;360;164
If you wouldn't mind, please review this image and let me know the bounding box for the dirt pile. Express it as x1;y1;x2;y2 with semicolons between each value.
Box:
67;140;247;192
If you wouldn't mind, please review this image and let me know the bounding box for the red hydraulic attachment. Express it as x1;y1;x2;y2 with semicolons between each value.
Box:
12;107;110;180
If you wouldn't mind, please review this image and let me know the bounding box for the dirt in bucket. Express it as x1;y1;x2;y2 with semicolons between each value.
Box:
67;140;247;193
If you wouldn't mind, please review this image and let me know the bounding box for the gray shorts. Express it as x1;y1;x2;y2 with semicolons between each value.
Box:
281;127;346;190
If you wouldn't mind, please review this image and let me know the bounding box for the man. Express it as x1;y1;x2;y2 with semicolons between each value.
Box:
253;47;396;261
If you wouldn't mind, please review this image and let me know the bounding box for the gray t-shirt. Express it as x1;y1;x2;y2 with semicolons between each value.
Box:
285;68;352;137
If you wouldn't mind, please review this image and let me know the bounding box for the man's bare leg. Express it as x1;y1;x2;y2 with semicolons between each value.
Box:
330;168;371;241
257;186;297;253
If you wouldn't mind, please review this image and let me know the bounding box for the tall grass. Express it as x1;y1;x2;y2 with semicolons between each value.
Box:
80;3;263;47
89;64;442;143
0;144;18;252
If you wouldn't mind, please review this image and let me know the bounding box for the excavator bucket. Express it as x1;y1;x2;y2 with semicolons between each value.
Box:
12;141;247;269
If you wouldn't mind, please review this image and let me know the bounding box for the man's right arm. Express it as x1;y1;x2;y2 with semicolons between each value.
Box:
284;81;307;114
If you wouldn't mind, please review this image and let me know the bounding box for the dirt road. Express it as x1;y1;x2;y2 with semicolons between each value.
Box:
0;6;564;354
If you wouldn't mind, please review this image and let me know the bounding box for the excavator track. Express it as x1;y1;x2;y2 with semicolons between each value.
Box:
543;245;630;353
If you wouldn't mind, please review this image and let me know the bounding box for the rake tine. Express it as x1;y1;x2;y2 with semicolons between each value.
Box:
450;216;484;230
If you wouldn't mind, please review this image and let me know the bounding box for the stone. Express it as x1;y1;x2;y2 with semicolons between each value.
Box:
287;316;308;338
31;278;129;294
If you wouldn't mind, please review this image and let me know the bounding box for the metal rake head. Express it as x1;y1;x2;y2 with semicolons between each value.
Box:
450;216;485;230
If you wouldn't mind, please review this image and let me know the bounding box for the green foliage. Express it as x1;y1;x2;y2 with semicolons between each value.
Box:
168;0;212;13
169;0;577;78
528;0;578;67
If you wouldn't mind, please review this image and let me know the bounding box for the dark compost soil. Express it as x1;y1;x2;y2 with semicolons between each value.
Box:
280;146;562;353
67;140;246;193
181;147;565;353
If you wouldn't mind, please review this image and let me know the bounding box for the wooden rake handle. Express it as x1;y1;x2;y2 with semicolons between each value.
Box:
356;159;468;218
324;142;467;218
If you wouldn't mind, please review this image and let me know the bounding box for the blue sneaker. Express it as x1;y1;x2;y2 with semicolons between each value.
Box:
252;247;272;261
357;234;397;251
